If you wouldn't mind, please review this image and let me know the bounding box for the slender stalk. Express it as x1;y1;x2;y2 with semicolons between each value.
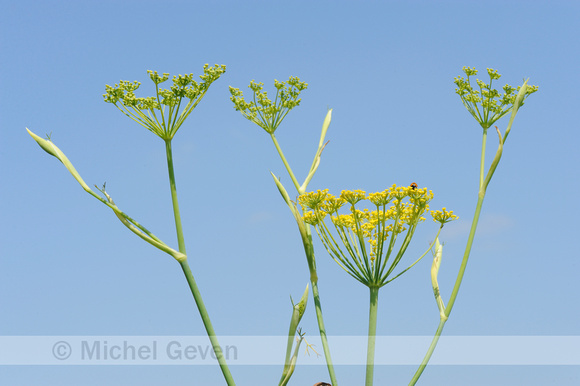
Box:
408;131;489;385
408;194;485;385
165;139;235;385
165;140;187;253
303;224;338;385
408;320;445;385
270;135;338;385
179;260;236;385
311;279;338;385
365;286;380;386
270;133;301;193
479;129;488;189
445;191;484;315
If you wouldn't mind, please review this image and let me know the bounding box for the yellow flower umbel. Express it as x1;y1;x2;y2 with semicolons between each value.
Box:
229;77;307;134
299;184;454;288
454;67;538;129
104;64;226;140
430;207;458;224
301;184;457;385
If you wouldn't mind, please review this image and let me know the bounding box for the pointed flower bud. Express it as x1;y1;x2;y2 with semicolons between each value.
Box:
280;284;309;386
27;129;91;192
431;238;447;321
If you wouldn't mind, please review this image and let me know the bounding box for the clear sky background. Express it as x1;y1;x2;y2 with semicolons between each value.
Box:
1;1;579;385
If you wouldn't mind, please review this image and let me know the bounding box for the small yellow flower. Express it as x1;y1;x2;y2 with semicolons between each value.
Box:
302;211;324;225
430;207;458;224
368;191;391;206
332;214;356;229
321;194;346;214
340;190;366;205
298;189;329;210
387;184;407;202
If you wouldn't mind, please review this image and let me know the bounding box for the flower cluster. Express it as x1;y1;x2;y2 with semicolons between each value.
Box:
298;185;453;287
454;67;538;129
229;77;308;134
103;64;226;139
430;208;458;224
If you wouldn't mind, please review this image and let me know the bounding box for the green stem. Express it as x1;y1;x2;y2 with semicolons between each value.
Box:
479;129;487;189
407;320;445;385
365;286;380;386
408;194;485;385
270;133;302;193
303;224;338;386
270;136;338;385
179;260;236;385
165;139;235;385
165;140;186;253
445;190;484;316
311;278;338;385
408;137;489;385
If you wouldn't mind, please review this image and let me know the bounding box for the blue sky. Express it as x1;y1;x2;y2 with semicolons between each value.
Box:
1;0;579;385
